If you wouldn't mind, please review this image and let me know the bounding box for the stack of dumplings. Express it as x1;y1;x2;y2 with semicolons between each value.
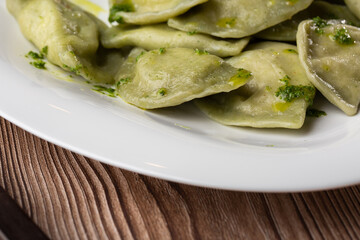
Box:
7;0;360;129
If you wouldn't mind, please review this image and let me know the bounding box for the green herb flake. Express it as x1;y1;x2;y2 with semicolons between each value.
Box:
276;85;316;104
26;51;44;60
109;2;134;23
157;88;167;96
306;109;327;118
279;75;291;85
276;75;316;104
30;60;46;69
283;49;298;54
136;51;145;62
92;85;117;98
42;46;48;55
333;28;355;45
117;77;131;87
187;31;197;35
62;64;83;75
236;68;252;79
194;48;209;55
312;16;329;34
158;48;166;54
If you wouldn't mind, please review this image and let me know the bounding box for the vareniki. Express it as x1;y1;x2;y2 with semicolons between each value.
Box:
6;0;360;130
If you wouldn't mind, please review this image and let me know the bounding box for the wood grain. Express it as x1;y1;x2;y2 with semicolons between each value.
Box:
1;116;360;240
0;186;48;240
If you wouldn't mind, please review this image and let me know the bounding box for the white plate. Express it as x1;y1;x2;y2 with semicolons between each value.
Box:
1;0;360;192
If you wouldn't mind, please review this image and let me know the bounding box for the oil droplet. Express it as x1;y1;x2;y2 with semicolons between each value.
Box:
272;102;291;112
217;18;237;28
229;68;252;87
69;0;105;16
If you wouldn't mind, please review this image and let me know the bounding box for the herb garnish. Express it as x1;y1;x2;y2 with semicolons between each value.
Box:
306;109;327;118
194;48;209;55
157;88;167;96
109;2;134;23
30;60;46;69
92;85;117;98
26;51;43;60
275;75;316;104
158;48;166;54
117;77;131;86
26;50;47;69
136;51;145;62
42;46;48;55
333;28;355;45
62;64;83;75
312;17;329;34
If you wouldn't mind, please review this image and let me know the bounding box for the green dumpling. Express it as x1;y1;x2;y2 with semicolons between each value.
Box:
168;0;313;38
297;19;360;115
257;1;360;41
101;24;249;57
195;42;316;129
345;0;360;19
7;0;124;84
116;48;251;109
109;0;207;25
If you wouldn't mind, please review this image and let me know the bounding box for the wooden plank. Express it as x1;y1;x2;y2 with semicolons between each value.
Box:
1;117;360;240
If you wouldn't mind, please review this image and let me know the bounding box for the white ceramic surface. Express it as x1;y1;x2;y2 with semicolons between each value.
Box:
1;0;360;192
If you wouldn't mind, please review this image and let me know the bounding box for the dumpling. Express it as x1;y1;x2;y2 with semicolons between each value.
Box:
116;48;251;109
108;0;207;25
297;19;360;115
168;0;313;38
195;42;316;129
257;1;360;42
7;0;124;84
101;24;250;57
345;0;360;19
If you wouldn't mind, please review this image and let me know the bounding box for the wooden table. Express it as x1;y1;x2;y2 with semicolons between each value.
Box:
1;117;360;240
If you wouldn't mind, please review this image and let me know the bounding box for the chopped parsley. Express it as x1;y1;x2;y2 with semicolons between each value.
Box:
279;75;291;85
312;17;329;34
158;48;166;54
62;64;83;75
42;46;48;55
157;88;167;96
333;28;355;45
26;51;44;60
30;60;46;69
92;85;117;98
26;49;47;69
306;109;327;118
109;2;134;23
275;75;316;104
194;48;209;55
187;31;197;35
117;77;131;86
236;68;252;79
136;51;145;62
